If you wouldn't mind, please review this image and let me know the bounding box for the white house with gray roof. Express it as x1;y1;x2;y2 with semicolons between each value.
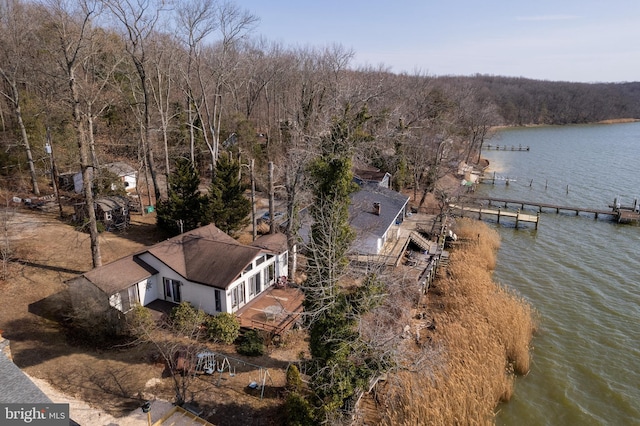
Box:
67;224;289;317
349;183;410;255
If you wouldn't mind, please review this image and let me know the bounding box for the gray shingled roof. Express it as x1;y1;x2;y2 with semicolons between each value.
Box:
70;224;287;294
78;255;157;295
147;236;261;289
349;183;409;238
0;351;52;403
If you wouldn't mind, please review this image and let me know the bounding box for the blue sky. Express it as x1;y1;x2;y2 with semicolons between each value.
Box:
237;0;640;83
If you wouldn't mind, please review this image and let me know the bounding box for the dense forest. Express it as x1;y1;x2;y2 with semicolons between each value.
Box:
2;0;639;200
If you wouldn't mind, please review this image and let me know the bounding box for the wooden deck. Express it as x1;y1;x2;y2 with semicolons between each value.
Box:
234;286;304;335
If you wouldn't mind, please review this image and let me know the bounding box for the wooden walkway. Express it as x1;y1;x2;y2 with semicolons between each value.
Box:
450;204;540;228
484;144;530;151
474;196;615;217
468;196;640;223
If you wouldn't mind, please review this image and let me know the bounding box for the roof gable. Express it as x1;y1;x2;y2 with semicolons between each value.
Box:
79;255;157;294
72;223;287;294
349;183;409;237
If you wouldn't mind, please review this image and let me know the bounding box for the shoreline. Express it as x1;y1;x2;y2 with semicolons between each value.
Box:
375;218;536;424
491;117;640;131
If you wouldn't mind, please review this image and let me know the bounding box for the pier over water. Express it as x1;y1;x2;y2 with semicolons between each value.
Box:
465;196;640;223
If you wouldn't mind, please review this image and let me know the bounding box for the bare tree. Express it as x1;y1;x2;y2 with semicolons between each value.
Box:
0;195;15;280
192;1;258;172
148;32;182;194
454;85;501;164
43;0;103;267
0;0;40;195
127;305;207;406
174;0;218;166
103;0;167;203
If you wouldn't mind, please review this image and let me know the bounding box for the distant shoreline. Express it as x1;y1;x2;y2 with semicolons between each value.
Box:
492;118;640;131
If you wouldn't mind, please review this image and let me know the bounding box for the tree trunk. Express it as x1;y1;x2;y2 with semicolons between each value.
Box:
69;67;102;268
10;82;39;195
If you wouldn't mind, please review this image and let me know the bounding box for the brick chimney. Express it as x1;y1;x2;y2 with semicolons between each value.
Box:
373;202;381;215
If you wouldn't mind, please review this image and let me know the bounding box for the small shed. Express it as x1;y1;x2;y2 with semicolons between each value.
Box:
102;162;137;192
74;195;131;231
66;162;138;193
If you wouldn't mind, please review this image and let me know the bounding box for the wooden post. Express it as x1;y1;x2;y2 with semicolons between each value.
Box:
497;207;501;223
545;179;548;190
492;171;496;185
515;209;520;228
535;212;540;229
529;179;533;187
566;184;569;194
250;159;257;241
268;161;275;234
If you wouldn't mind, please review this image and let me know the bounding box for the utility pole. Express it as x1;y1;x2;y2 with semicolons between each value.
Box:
250;159;257;241
45;127;63;218
268;161;275;234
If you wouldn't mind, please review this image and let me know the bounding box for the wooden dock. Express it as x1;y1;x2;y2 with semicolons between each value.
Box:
449;204;540;229
484;144;530;151
468;196;640;223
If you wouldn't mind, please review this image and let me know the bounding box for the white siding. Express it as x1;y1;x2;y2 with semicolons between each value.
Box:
136;250;287;315
138;277;157;305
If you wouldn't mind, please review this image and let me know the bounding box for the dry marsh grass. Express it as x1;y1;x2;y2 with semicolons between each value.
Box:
380;219;536;425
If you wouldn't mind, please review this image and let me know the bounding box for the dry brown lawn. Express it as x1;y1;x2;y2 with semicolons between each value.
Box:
0;199;304;426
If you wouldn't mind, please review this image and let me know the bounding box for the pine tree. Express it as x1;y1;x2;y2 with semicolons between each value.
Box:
208;154;251;234
156;158;208;235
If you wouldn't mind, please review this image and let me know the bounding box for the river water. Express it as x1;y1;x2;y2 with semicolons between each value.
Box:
475;123;640;426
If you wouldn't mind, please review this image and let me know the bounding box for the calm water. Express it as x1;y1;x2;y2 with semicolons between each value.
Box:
477;123;640;426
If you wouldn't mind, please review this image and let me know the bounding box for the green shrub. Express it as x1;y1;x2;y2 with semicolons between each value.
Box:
169;302;207;334
205;312;240;344
127;304;154;334
286;364;303;392
284;392;315;426
236;329;265;356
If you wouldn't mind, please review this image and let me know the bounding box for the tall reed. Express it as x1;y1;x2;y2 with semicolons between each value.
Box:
380;219;536;425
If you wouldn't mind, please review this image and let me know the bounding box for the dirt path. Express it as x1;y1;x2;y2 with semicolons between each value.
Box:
28;374;174;426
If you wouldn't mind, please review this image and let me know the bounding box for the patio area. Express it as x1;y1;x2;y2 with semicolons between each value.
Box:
235;285;305;336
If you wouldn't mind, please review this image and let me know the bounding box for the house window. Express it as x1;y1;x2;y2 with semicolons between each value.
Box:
243;263;253;273
231;284;246;308
214;289;222;312
231;288;238;308
250;273;262;296
267;264;275;284
256;255;265;265
163;278;182;303
239;283;246;304
114;285;139;312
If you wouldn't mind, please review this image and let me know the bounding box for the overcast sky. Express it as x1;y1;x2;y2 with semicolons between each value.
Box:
238;0;640;83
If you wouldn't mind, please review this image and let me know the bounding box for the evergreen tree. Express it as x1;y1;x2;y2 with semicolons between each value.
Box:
208;154;251;234
156;158;208;235
303;104;387;420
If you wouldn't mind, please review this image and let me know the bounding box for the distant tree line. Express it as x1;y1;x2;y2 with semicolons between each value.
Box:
450;75;640;125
